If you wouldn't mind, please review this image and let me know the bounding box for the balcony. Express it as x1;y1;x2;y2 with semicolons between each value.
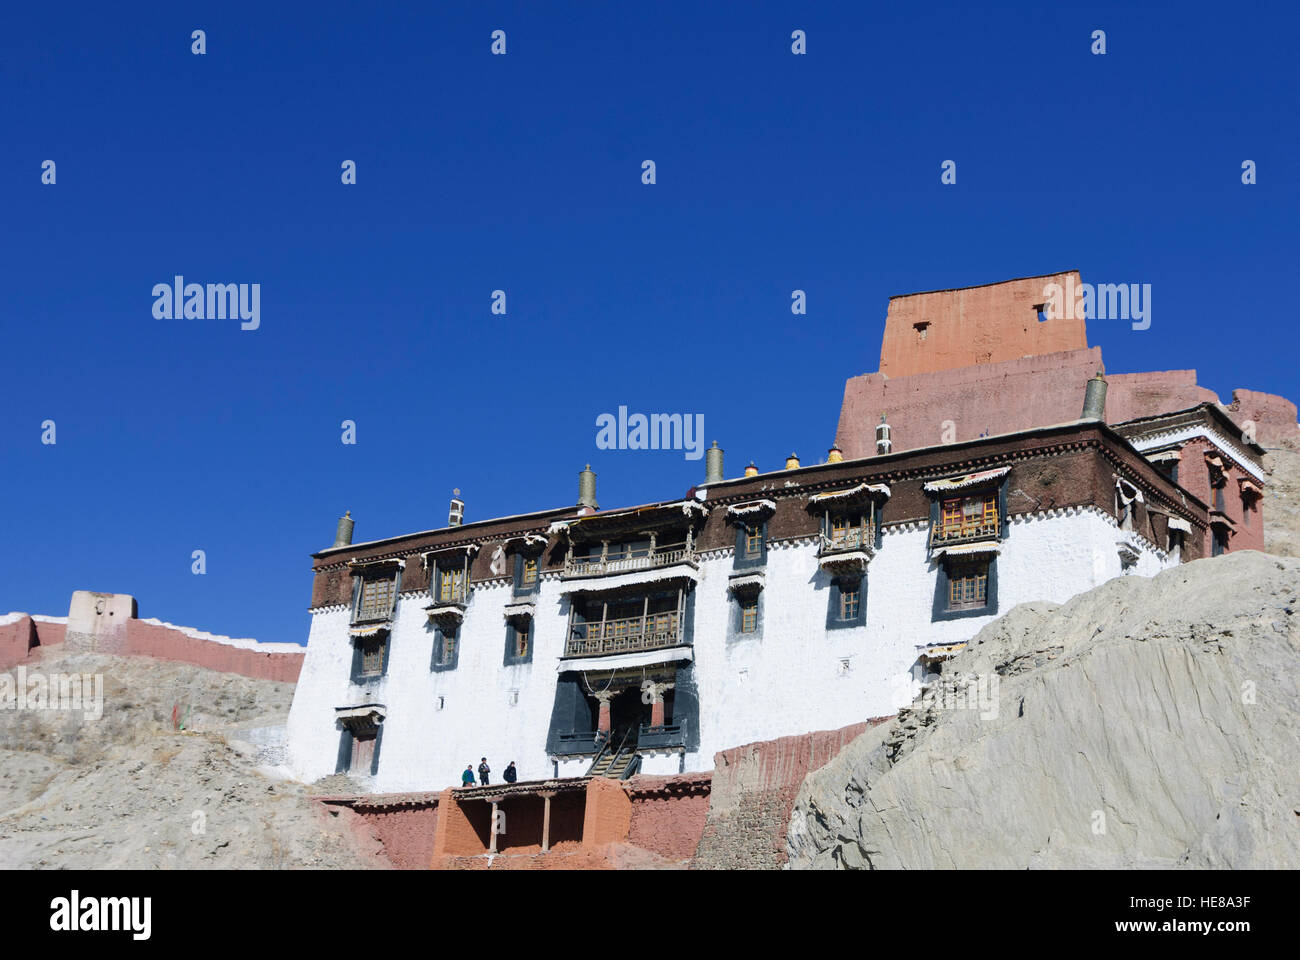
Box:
562;542;696;579
638;720;688;751
565;611;682;658
929;517;1000;549
818;526;875;574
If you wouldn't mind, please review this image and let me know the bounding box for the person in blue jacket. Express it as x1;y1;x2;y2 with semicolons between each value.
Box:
461;764;475;787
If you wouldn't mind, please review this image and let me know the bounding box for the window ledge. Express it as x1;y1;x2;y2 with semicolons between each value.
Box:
424;601;467;629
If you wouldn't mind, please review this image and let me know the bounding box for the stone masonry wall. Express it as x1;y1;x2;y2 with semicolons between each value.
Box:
692;720;889;869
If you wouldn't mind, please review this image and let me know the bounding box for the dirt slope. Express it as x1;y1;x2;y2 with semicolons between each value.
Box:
0;647;387;869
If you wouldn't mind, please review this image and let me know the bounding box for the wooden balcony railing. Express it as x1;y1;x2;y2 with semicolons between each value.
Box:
564;611;681;658
819;526;874;556
562;542;696;579
930;517;1000;546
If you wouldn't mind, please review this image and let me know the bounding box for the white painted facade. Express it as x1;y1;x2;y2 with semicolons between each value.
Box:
285;502;1173;793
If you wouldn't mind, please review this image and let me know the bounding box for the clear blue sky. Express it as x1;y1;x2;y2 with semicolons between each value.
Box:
3;1;1296;644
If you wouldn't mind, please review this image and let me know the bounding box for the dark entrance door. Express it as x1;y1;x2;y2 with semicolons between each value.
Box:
609;686;649;746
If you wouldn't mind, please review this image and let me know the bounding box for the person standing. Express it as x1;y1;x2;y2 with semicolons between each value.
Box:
478;757;491;786
503;761;517;784
461;765;475;788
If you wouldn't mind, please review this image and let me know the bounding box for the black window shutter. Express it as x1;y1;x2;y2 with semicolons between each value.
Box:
335;728;353;774
349;638;363;683
370;724;384;776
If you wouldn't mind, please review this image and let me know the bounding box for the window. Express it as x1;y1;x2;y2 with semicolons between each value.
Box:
357;577;395;621
442;633;457;662
1213;483;1226;514
1212;525;1228;557
839;584;861;620
939;494;998;541
359;637;386;677
438;566;466;603
515;622;529;657
740;599;758;633
744;526;763;558
522;556;538;586
947;562;989;610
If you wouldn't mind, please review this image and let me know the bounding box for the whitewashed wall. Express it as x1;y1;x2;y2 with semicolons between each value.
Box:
285;505;1174;791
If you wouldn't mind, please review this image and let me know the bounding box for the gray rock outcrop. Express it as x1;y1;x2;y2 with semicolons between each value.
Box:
787;551;1300;869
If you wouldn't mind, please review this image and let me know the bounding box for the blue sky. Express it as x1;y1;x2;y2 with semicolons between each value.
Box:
3;1;1297;644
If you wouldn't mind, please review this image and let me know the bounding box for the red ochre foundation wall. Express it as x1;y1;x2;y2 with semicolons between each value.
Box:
343;726;878;869
317;796;441;870
693;720;891;869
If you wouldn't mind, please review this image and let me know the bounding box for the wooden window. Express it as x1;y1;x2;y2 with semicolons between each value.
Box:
515;623;530;658
441;632;457;663
439;566;465;603
744;525;763;558
948;562;989;610
357;577;395;621
939;494;998;540
359;637;386;677
522;557;538;586
740;599;758;633
1212;525;1228;557
839;585;860;620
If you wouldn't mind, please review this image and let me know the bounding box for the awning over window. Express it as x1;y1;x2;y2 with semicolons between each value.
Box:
501;533;549;552
931;541;1001;558
727;572;765;596
348;624;390;638
557;645;694;673
809;483;891;503
1167;517;1192;534
348;557;404;571
335;704;386;721
726;499;777;519
922;466;1010;493
917;641;967;662
1116;477;1144;503
1205;454;1225;469
1239;479;1262;497
1145;449;1182;463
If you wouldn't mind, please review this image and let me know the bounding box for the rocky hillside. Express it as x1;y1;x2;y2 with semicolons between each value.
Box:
786;551;1300;869
0;648;387;869
1264;431;1300;558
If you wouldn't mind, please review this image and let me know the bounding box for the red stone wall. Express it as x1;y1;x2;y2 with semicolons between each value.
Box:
34;619;66;650
320;800;440;870
0;616;37;670
878;272;1088;378
1228;389;1299;447
122;620;303;683
582;776;633;845
693;720;890;869
625;773;712;860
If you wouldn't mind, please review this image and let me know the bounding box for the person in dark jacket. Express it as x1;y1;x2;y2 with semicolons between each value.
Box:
461;765;475;787
503;761;517;783
478;758;490;785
